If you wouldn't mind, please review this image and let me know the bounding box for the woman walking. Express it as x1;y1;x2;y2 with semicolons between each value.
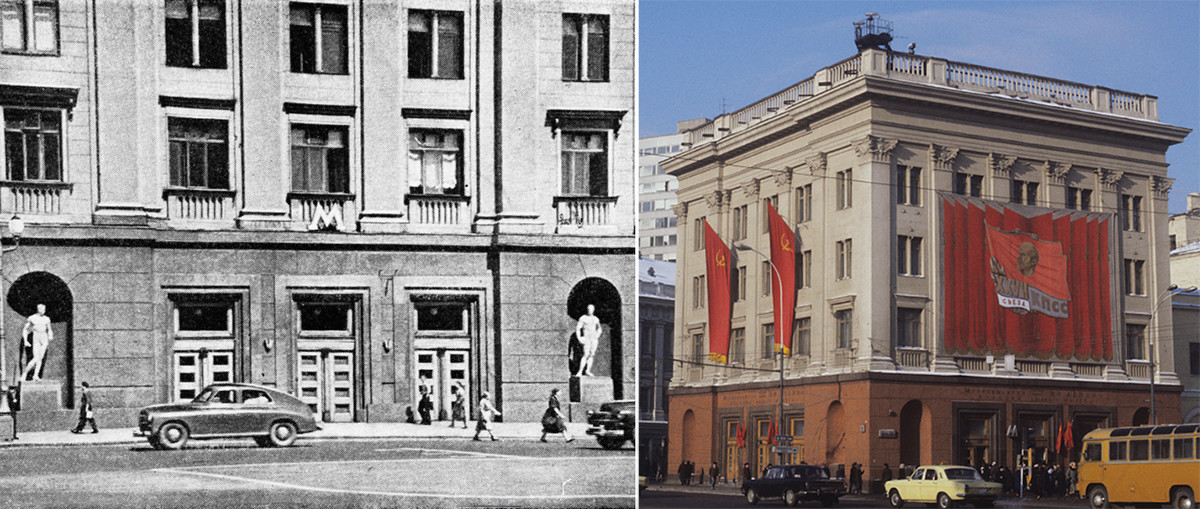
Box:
473;391;501;441
448;383;468;429
540;388;573;442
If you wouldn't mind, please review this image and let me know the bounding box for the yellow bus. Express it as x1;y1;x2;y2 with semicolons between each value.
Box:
1077;423;1198;509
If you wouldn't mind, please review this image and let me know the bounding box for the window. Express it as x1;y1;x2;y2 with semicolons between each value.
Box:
793;317;810;355
168;117;228;189
730;328;745;364
165;0;225;68
693;217;704;251
836;239;852;279
733;266;746;302
1109;440;1127;461
175;301;232;333
562;13;607;82
1122;194;1143;232
761;261;772;296
761;323;774;359
796;183;812;223
835;309;853;349
1175;437;1195;459
290;124;349;193
1170;235;1177;251
836;169;852;209
4;109;61;181
1151;439;1171;460
0;0;56;53
692;275;705;309
289;3;348;74
898;235;922;276
298;301;352;333
692;332;704;362
408;10;463;79
732;205;748;241
407;129;463;195
1067;186;1092;211
954;173;982;198
1123;259;1145;296
1126;324;1146;360
561;131;607;196
798;250;811;289
415;302;467;332
1129;440;1149;461
1083;442;1101;462
897;165;920;205
1011;179;1038;206
762;195;777;233
897;308;921;347
1190;342;1199;376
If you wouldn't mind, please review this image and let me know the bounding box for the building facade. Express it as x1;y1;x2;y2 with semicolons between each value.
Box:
638;132;682;261
666;47;1190;487
638;256;673;478
0;0;635;431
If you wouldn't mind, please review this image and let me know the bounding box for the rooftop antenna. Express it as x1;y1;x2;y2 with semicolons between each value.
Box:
854;12;894;52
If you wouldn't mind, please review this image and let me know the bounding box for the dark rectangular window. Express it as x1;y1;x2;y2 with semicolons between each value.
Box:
177;301;230;332
795;183;812;223
168;117;228;189
1123;259;1145;296
836;169;852;209
1126;324;1146;360
797;249;811;289
954;173;982;197
1109;440;1127;461
897;165;920;205
1012;179;1038;206
793;317;810;355
1175;437;1194;459
562;13;607;82
1151;439;1171;460
836;309;853;349
290;3;347;74
1189;342;1199;375
1122;194;1143;232
4;109;61;181
408;129;463;195
898;235;922;276
1067;186;1092;211
290;124;349;193
1;0;57;53
299;301;350;332
730;328;744;364
692;333;704;362
165;0;225;68
407;10;463;79
561;131;607;196
897;307;921;347
761;323;774;359
1129;440;1149;461
415;302;466;332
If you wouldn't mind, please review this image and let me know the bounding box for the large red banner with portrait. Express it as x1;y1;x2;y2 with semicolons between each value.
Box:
942;196;1112;361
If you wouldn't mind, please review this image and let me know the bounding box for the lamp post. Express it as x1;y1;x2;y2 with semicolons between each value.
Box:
733;242;786;463
1149;283;1196;425
0;215;25;422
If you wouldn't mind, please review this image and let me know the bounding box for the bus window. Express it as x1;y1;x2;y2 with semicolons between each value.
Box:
1151;439;1170;460
1174;437;1194;459
1083;442;1101;462
1130;440;1149;461
1109;441;1127;461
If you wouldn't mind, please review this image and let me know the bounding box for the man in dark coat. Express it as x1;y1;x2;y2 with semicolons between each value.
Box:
849;462;863;494
881;463;893;483
70;381;98;434
708;461;719;489
741;462;752;485
678;460;687;485
417;385;433;425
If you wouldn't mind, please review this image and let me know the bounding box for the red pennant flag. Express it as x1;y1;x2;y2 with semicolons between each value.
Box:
766;201;796;356
737;422;746;448
1056;422;1065;455
767;420;777;446
705;221;732;363
1064;421;1074;453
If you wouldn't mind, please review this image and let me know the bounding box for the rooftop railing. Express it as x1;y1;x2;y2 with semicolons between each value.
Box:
681;48;1158;149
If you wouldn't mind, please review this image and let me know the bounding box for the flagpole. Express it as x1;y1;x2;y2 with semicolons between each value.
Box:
734;242;785;464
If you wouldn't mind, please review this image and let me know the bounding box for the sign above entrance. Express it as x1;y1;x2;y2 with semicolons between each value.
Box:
772;445;798;454
774;434;793;444
879;429;898;439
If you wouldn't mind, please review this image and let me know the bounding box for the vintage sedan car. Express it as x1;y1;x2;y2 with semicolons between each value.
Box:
585;399;635;450
135;383;321;450
884;465;1001;509
742;464;846;506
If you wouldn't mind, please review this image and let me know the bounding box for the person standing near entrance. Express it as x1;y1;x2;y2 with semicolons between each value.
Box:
417;385;433;425
21;304;52;381
70;382;98;434
473;391;500;441
448;383;467;429
539;388;573;442
708;462;719;489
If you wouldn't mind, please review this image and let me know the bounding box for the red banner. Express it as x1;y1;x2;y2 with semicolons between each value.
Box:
705;220;732;363
942;196;1112;361
766;202;796;356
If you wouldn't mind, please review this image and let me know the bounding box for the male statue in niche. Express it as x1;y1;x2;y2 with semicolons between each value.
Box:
574;304;601;377
21;304;53;381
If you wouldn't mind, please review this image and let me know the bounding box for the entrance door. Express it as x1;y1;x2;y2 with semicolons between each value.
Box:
173;350;233;401
298;350;354;422
415;348;470;420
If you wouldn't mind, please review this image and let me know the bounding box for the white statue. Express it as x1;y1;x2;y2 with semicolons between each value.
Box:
21;304;53;381
574;304;601;377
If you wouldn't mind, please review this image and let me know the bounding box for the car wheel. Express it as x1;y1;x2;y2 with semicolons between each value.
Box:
1088;485;1110;509
1173;487;1195;509
268;421;298;447
745;488;760;505
783;489;798;507
156;422;189;450
936;493;952;509
597;436;625;450
820;495;837;507
889;489;905;508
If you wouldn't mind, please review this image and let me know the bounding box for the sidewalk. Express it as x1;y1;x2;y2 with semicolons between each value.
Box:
0;421;594;448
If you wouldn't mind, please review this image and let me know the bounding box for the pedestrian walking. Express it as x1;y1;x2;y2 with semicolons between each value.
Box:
709;462;719;489
70;382;98;434
1065;462;1078;497
678;460;687;485
849;462;863;494
417;385;433;425
741;462;752;485
472;391;500;441
539;388;573;442
880;463;893;484
448;383;468;429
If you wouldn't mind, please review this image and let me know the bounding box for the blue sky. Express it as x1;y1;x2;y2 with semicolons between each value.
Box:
639;0;1200;214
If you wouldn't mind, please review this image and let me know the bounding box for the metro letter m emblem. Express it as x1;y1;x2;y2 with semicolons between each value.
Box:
308;205;344;231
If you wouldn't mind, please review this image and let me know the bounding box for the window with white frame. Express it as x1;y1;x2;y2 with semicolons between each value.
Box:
692;275;705;309
561;13;607;82
4;108;62;181
761;261;771;296
798;249;811;289
836;239;852;279
408;10;463;79
692;332;704;362
898;235;922;277
290;124;349;193
0;0;57;54
835;309;853;349
693;216;705;251
168;117;228;189
407;129;463;195
897;165;921;205
165;0;225;68
836;169;852;209
761;323;774;359
762;194;777;233
732;204;747;241
796;183;812;223
734;266;746;302
793;317;810;355
298;300;353;335
560;131;607;196
730;328;745;364
897;307;921;347
289;2;347;75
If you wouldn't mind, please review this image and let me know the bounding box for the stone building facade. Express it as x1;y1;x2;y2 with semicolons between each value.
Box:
0;0;635;431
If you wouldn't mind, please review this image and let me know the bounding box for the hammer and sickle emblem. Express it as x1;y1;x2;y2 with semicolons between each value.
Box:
716;252;726;267
780;232;793;253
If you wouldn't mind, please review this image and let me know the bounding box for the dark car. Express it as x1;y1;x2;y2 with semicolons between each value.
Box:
135;383;321;450
585;399;634;449
743;464;847;507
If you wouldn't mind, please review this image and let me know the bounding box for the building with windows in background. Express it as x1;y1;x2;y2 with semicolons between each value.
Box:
665;42;1189;489
638;256;674;479
1168;194;1200;423
0;0;635;431
638;119;706;262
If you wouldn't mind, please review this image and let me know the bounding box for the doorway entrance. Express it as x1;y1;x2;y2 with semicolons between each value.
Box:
411;297;476;421
297;350;354;422
294;296;360;422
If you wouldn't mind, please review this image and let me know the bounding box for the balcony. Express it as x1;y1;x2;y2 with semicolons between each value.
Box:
405;194;470;233
553;196;618;234
1126;360;1151;380
163;187;236;227
288;192;356;231
1;180;72;216
894;347;929;370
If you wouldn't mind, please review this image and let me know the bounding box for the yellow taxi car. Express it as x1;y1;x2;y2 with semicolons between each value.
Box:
884;465;1001;509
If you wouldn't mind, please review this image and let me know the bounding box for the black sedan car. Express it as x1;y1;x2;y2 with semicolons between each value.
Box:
743;464;847;507
585;399;635;450
135;383;321;450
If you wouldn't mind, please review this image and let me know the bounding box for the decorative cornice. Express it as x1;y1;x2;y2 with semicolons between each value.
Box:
1151;176;1174;199
159;95;236;111
671;202;688;220
545;109;627;135
987;152;1016;177
401;108;472;120
855;136;897;163
773;168;793;188
741;179;760;199
0;84;79;110
704;190;723;210
283;102;357;116
1043;161;1071;184
805;152;827;176
1096;168;1123;191
721;190;734;210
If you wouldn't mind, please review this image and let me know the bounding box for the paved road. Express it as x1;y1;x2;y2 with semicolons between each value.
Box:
0;437;635;508
640;486;1091;509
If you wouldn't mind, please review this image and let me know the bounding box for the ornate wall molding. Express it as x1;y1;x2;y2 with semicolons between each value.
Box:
987;152;1017;177
1096;168;1123;192
855;136;897;163
721;190;734;211
671;202;688;220
704;190;724;210
929;144;961;171
1151;176;1174;199
1043;161;1071;184
773;168;793;188
741;179;761;199
805;152;827;176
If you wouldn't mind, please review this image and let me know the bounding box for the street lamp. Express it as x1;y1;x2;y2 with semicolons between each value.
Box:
1149;283;1196;425
0;215;25;418
733;242;787;462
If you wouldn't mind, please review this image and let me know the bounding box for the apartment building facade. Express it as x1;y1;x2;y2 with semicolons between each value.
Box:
665;48;1190;486
0;0;635;431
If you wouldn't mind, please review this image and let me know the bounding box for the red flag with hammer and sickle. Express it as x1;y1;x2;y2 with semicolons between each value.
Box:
766;202;796;356
705;220;732;363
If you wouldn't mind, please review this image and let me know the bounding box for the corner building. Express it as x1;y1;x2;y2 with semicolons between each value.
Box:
0;0;635;430
666;48;1190;487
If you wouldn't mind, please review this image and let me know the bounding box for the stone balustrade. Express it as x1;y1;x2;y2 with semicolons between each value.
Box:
406;194;470;231
2;180;71;215
164;187;236;223
553;196;618;234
